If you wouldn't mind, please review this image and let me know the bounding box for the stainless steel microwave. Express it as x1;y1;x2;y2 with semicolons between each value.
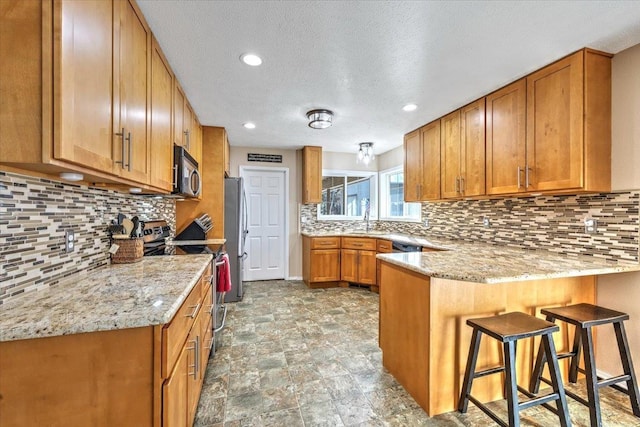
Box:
173;145;201;197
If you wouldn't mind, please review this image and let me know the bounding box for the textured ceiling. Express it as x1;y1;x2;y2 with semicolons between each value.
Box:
137;0;640;155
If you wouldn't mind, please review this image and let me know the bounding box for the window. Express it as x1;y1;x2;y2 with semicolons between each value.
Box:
379;166;421;221
318;170;377;220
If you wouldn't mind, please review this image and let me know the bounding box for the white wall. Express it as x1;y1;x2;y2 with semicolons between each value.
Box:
377;146;404;171
597;43;640;376
229;146;303;279
323;151;379;171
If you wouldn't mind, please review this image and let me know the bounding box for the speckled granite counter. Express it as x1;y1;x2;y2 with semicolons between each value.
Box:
0;254;213;342
301;231;640;282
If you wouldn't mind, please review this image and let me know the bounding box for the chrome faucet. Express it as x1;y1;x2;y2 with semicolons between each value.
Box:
363;200;370;232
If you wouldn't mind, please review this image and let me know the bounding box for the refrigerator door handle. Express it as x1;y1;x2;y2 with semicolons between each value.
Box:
241;252;248;260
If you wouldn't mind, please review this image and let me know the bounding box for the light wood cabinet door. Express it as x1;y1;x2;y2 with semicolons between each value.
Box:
459;99;485;197
302;146;322;203
420;120;441;200
526;52;584;191
54;0;115;174
224;134;231;177
340;249;358;282
184;103;194;154
403;129;421;202
186;325;200;426
486;79;527;195
149;36;174;191
174;83;186;147
358;250;377;285
440;110;461;199
190;113;202;166
310;249;341;282
113;0;150;183
163;344;189;427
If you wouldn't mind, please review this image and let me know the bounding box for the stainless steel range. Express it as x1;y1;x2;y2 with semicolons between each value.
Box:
141;220;171;256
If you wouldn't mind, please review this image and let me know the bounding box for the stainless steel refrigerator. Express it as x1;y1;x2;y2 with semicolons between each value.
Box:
224;177;247;302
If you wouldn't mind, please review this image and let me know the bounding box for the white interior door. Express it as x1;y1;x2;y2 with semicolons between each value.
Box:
241;168;286;281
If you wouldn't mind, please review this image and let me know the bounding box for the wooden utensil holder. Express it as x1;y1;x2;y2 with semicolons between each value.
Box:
111;238;144;264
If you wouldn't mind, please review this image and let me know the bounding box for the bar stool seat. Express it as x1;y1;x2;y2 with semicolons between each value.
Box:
530;303;640;427
458;312;571;427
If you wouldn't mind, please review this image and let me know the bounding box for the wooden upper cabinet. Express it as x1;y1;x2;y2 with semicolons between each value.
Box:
174;83;186;148
440;110;462;199
149;36;174;191
486;79;527;195
403;129;421;202
404;122;441;202
440;100;485;199
526;49;611;193
302;146;322;204
184;103;194;154
53;0;115;174
190;112;202;167
421;120;441;200
460;98;485;197
224;134;231;177
113;0;151;183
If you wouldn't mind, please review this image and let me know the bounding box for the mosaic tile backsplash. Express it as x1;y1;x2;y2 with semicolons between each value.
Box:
0;171;176;304
301;191;640;262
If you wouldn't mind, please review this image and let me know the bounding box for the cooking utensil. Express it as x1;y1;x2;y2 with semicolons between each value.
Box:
117;213;125;225
131;216;140;238
107;224;126;235
122;218;134;237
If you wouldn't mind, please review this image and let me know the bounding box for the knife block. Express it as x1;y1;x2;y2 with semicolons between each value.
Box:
111;238;144;264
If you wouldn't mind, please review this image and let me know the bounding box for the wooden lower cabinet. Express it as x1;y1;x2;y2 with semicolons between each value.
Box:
341;237;377;286
302;236;341;287
0;267;214;427
163;342;189;427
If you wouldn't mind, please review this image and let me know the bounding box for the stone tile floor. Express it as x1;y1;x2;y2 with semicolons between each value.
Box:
194;280;640;426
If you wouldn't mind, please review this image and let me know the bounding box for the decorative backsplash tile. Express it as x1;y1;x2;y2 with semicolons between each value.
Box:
0;171;176;304
301;191;640;262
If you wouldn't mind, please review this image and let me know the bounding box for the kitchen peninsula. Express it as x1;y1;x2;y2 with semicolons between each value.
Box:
377;242;640;416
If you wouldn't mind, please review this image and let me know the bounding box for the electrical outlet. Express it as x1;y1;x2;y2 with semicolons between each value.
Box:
65;230;75;253
482;217;491;227
584;218;598;234
424;218;430;228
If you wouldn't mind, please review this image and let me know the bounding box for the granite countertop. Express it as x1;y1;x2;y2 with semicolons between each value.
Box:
301;230;640;283
0;254;213;343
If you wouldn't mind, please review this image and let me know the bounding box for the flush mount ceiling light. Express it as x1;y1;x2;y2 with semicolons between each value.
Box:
402;103;417;112
357;142;375;165
306;109;333;129
243;122;256;129
59;172;84;182
240;53;262;66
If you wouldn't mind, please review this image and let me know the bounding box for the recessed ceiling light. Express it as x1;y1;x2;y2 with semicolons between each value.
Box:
243;122;256;129
240;53;262;66
402;103;417;112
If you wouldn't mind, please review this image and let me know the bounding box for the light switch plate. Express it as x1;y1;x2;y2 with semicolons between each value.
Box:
65;230;75;253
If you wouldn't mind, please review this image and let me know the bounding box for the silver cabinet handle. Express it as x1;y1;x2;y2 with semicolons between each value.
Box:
187;339;197;379
460;177;465;194
525;165;531;189
195;336;200;377
115;128;125;169
184;129;190;151
186;302;201;319
126;132;132;171
517;166;522;189
455;177;460;193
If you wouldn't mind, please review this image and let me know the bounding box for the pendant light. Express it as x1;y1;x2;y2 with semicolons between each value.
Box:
357;142;375;165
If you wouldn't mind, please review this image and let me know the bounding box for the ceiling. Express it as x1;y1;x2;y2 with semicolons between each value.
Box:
137;1;640;156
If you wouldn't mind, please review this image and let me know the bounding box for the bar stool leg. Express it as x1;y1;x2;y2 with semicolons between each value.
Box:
543;333;571;427
458;328;482;413
568;325;582;384
504;340;520;427
614;321;640;417
581;326;602;427
530;338;547;394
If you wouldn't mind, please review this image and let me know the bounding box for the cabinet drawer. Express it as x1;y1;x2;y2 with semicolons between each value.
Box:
310;237;340;249
377;239;392;253
162;279;203;378
200;263;213;300
342;237;376;251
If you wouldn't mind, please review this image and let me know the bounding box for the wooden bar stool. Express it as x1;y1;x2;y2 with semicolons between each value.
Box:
458;312;571;427
529;303;640;427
